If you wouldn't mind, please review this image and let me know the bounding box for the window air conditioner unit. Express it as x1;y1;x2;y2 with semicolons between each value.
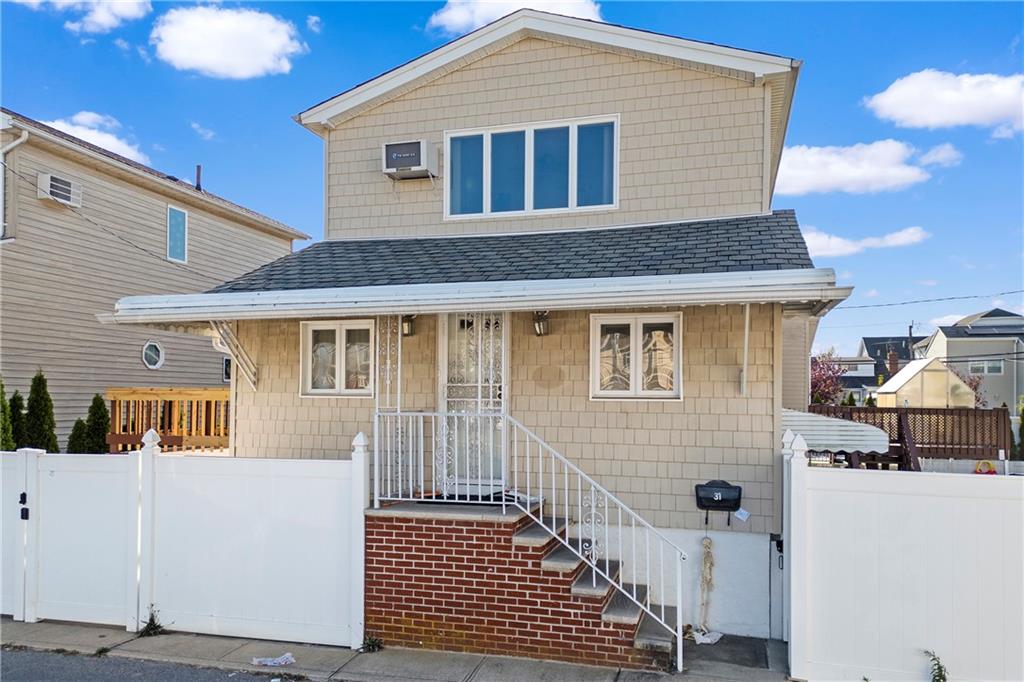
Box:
37;172;83;207
382;140;437;180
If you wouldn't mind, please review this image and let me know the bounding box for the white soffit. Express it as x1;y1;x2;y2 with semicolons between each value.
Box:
111;269;850;324
298;9;795;128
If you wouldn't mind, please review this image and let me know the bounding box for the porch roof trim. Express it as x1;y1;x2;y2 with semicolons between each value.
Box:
111;268;851;324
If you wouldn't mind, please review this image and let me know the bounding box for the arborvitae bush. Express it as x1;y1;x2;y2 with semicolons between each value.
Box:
66;419;89;453
25;370;58;453
85;394;110;454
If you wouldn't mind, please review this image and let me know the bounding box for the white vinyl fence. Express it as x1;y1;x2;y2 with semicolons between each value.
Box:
1;432;368;648
784;431;1024;681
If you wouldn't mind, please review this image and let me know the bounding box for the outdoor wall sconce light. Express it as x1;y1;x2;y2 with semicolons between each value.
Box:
401;315;416;337
532;311;550;337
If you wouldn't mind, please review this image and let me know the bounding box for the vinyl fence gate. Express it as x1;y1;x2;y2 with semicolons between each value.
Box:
1;433;368;649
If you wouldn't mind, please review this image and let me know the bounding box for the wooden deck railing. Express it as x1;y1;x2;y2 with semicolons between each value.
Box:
809;405;1014;460
106;387;230;453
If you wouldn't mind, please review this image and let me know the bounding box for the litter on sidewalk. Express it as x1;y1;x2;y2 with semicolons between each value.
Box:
251;652;295;667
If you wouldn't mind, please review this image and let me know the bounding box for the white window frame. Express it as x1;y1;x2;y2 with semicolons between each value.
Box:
589;313;682;400
222;356;232;384
969;359;1004;375
300;320;375;398
166;205;188;263
142;340;165;370
443;114;620;220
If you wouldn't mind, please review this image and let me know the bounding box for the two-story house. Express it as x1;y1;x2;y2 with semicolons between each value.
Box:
0;109;308;448
110;11;852;669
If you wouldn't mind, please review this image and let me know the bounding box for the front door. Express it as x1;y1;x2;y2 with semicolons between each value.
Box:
438;312;506;498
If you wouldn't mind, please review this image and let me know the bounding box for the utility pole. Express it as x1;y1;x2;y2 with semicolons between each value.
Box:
908;322;915;359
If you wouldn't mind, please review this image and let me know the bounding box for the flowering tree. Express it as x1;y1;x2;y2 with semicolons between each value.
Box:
950;366;987;408
810;350;847;405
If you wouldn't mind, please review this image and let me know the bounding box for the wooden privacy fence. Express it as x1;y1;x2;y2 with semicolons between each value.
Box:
809;405;1014;460
106;387;230;453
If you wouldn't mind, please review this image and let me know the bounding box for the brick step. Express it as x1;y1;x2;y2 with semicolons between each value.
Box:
511;520;566;547
634;605;677;653
602;584;648;625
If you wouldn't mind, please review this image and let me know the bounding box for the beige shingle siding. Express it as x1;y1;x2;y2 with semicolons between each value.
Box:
0;143;292;447
781;316;810;410
232;306;778;533
326;37;766;239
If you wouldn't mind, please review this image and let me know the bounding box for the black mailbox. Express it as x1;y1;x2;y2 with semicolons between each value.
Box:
695;480;742;512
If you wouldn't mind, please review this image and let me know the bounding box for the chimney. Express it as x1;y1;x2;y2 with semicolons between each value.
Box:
887;349;900;377
195;164;203;191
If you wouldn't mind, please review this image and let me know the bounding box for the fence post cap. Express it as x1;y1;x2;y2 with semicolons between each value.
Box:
141;429;161;446
791;433;809;459
782;429;796;449
352;431;368;449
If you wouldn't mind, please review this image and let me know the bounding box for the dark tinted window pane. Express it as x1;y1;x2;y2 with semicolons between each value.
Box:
450;135;483;215
491;131;525;212
577;122;614;207
533;127;569;209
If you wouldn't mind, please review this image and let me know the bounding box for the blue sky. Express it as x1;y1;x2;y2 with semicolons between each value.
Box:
3;1;1022;354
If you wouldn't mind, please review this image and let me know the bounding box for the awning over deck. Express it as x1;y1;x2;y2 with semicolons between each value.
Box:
781;409;889;454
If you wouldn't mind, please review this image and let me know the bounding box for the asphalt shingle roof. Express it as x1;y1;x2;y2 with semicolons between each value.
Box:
210;209;812;293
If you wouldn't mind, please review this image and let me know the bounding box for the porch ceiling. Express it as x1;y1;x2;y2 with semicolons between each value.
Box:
109;268;851;327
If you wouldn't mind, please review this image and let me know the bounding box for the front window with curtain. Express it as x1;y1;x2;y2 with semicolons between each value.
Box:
591;314;680;399
302;321;375;396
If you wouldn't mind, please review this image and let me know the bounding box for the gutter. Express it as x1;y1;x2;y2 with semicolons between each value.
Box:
0;122;30;239
110;268;852;325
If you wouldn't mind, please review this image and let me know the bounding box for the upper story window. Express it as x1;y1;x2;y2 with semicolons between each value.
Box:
166;205;188;262
968;359;1003;375
445;115;618;219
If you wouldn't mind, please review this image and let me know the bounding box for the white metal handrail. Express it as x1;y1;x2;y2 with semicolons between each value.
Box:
374;410;687;671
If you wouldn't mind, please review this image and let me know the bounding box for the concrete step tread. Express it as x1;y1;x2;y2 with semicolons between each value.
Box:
634;607;677;653
539;544;583;572
570;561;621;597
602;584;649;624
512;521;566;547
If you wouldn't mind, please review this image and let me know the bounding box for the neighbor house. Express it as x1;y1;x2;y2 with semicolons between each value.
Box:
915;308;1023;413
109;11;852;669
0;109;308;447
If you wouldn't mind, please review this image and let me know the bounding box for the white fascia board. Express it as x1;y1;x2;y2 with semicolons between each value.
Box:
299;10;794;127
112;269;850;324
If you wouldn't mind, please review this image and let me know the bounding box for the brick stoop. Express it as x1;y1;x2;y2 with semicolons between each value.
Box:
364;503;672;671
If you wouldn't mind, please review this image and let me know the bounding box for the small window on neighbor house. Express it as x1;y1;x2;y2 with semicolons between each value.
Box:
142;341;165;370
301;321;374;396
590;314;680;399
166;206;187;262
969;359;1004;375
222;357;232;383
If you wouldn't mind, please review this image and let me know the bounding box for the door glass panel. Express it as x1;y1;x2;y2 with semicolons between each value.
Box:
577;121;614;207
491;130;525;212
310;329;336;389
344;328;371;390
450;135;483;215
599;323;631;391
533;127;569;209
641;322;674;392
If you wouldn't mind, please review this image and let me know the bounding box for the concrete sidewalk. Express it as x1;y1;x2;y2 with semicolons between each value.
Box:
0;618;788;681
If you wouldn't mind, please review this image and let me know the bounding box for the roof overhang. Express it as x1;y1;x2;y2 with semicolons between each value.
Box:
297;9;797;133
782;409;888;454
109;268;850;326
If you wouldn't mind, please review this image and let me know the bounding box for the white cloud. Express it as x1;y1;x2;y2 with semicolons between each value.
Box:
190;121;215;141
916;279;939;287
427;1;602;35
919;143;963;168
864;69;1024;138
803;225;931;258
776;140;930;195
864;289;880;298
306;15;322;34
930;314;965;327
42;111;150;164
150;6;308;79
13;0;150;33
113;37;130;51
136;45;151;64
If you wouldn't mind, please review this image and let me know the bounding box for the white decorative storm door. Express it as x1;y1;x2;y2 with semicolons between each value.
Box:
437;313;507;499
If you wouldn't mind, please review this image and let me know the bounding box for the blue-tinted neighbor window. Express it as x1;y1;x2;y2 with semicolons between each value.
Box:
533;127;570;210
446;116;615;218
490;131;525;212
450;135;484;215
577;122;615;207
166;206;187;262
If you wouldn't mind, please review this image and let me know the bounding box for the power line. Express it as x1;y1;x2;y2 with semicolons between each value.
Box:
2;159;218;281
833;290;1024;311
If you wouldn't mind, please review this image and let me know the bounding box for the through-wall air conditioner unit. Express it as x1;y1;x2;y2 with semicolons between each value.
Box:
37;172;83;207
382;140;438;180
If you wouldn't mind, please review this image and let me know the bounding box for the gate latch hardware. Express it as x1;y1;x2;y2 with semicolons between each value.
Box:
19;492;26;505
20;508;29;521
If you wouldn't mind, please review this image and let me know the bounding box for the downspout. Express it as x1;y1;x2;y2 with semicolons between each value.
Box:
0;124;30;239
741;303;750;396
